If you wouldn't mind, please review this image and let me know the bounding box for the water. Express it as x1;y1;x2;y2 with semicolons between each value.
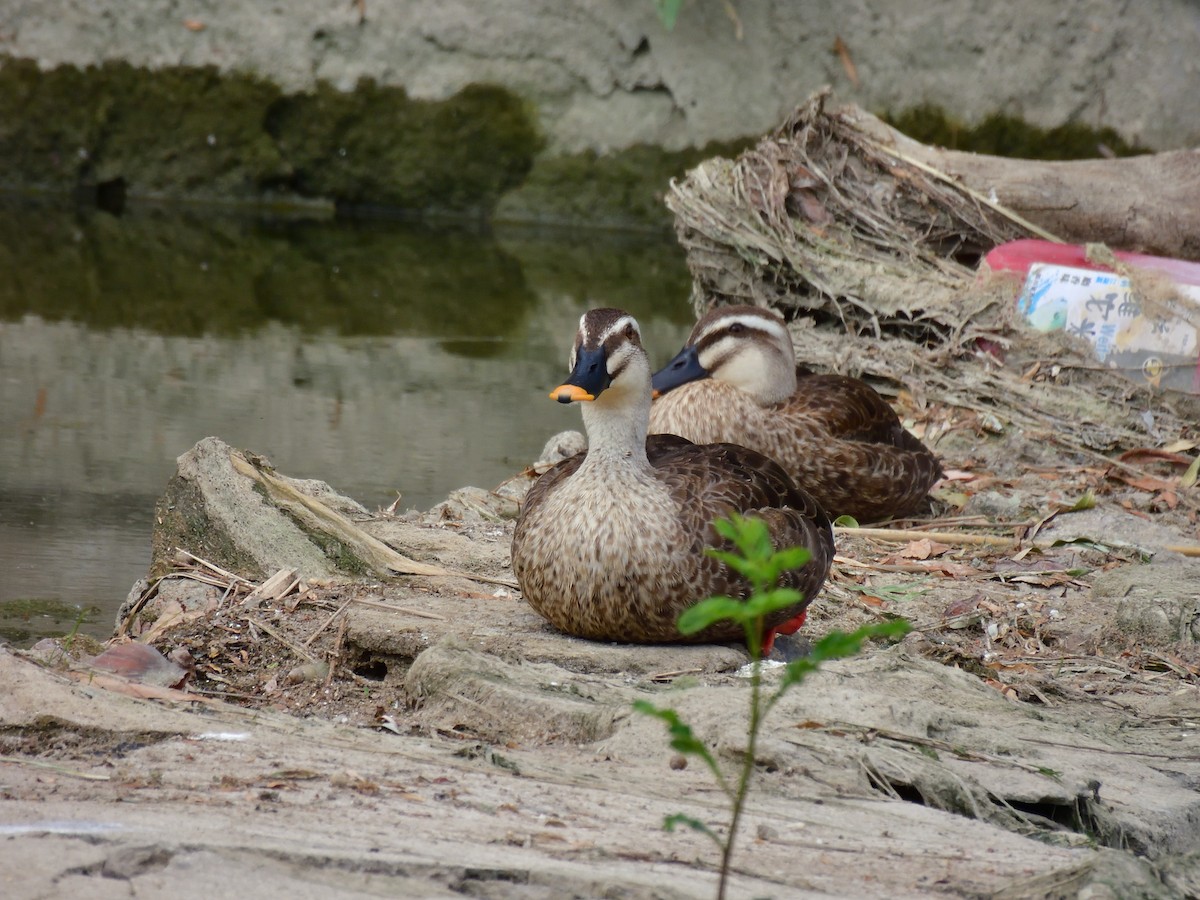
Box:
0;202;695;645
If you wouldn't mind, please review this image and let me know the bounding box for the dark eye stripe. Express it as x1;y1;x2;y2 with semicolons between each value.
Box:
695;323;773;352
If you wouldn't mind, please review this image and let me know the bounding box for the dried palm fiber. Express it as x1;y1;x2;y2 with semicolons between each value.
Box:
665;90;1198;453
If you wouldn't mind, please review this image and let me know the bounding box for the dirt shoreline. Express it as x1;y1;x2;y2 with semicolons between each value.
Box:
3;423;1200;897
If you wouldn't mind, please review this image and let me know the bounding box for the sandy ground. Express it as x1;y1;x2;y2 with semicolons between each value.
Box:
3;399;1200;898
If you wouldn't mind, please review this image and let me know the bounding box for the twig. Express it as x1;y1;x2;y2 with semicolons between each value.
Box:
230;451;519;588
1141;651;1200;678
648;668;704;681
837;527;1200;559
1018;736;1200;761
175;548;253;585
855;132;1064;243
1166;545;1200;557
188;687;262;702
243;616;320;665
833;554;946;574
348;597;446;621
835;526;1015;547
324;614;347;693
0;755;111;781
303;597;354;648
1047;435;1200;514
802;723;1061;778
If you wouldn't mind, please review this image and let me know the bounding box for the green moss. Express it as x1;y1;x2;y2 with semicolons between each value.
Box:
272;504;370;576
0;204;538;343
308;533;370;577
267;81;543;214
882;103;1150;160
0;57;543;215
494;227;694;324
89;62;289;195
0;597;102;646
151;475;264;580
494;137;755;230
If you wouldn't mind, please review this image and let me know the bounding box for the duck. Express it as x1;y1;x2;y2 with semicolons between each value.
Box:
649;305;943;523
511;307;833;646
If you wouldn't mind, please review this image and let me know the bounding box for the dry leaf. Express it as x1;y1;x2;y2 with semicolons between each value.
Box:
1117;473;1176;493
1118;448;1192;466
88;643;190;688
791;188;833;225
899;539;933;559
1180;454;1200;489
832;35;859;87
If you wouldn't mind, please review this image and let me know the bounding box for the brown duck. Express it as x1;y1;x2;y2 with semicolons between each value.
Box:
649;305;943;523
511;307;833;645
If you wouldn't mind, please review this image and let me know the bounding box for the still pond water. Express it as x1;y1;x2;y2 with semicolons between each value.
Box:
0;203;694;645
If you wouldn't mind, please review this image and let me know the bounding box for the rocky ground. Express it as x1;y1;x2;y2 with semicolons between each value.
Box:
2;394;1199;897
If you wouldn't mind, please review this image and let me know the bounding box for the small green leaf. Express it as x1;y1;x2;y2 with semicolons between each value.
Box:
714;514;771;562
633;701;722;781
769;546;812;571
704;548;758;579
677;597;748;634
780;658;819;687
653;0;684;30
664;812;717;839
1068;490;1096;511
742;588;803;620
1180;453;1200;489
832;515;860;528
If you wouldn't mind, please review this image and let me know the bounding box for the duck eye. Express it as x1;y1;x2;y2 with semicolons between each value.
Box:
624;324;635;339
728;323;745;334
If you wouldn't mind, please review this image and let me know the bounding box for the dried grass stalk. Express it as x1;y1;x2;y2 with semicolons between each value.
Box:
666;89;1199;450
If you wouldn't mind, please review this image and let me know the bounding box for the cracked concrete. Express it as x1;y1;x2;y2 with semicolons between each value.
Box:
1;0;1197;154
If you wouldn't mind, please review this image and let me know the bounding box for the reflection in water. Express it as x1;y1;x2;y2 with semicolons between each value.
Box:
0;204;695;644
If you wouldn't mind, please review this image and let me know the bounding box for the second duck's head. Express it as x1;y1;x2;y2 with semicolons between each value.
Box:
551;308;651;409
652;304;797;405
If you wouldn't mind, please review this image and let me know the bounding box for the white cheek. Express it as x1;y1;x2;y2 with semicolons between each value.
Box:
716;352;762;391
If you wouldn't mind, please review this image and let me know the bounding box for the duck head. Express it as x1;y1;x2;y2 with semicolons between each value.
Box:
551;308;653;459
652;305;797;405
551;308;651;407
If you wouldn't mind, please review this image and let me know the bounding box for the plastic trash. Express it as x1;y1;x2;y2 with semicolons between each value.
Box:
986;239;1200;393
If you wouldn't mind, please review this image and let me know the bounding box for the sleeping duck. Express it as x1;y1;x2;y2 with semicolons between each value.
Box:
649;305;943;523
512;307;833;646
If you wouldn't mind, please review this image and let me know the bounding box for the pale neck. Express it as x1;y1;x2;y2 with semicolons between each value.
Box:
580;384;651;466
717;348;797;405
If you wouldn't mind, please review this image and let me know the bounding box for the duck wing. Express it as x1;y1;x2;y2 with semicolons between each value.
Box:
648;440;834;635
785;375;944;520
791;373;914;447
519;449;586;520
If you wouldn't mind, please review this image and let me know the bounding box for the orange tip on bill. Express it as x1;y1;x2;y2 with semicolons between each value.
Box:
550;384;595;403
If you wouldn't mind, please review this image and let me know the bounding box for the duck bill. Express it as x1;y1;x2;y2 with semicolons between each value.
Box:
550;346;610;404
651;344;709;397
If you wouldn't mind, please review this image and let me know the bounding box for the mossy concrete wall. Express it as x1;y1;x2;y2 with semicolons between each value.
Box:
1;0;1198;226
0;59;543;217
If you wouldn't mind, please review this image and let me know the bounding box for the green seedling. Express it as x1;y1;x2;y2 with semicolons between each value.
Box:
635;513;911;899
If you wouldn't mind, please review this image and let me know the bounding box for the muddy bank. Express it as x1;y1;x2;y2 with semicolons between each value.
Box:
1;2;1199;225
3;427;1199;896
